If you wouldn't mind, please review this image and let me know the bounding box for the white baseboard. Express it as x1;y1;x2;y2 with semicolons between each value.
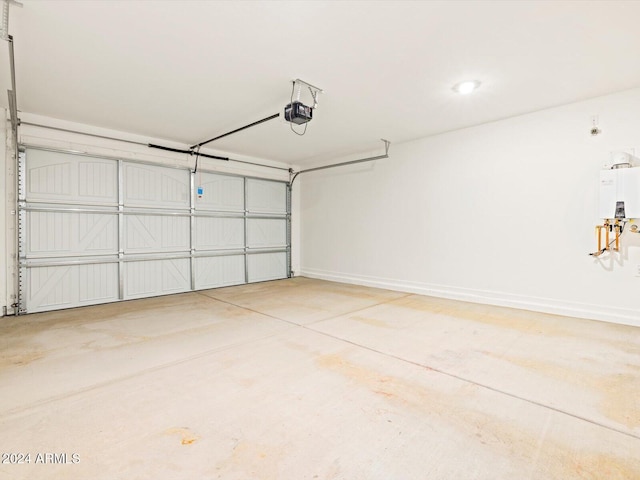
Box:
300;268;640;328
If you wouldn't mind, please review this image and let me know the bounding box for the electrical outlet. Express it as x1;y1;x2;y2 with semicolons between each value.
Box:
636;264;640;277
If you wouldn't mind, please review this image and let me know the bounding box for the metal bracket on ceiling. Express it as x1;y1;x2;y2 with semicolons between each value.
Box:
293;78;324;94
2;0;22;133
1;0;22;41
292;78;324;108
7;34;18;133
382;138;391;156
290;138;392;187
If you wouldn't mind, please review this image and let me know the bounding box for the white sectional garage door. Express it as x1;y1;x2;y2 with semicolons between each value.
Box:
18;147;290;313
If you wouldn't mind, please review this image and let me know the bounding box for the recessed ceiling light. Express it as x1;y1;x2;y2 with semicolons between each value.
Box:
453;80;481;95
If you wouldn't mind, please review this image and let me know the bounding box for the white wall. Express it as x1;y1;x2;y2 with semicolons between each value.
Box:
301;87;640;326
1;113;300;315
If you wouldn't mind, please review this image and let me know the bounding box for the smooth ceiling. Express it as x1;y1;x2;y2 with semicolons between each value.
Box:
4;0;640;166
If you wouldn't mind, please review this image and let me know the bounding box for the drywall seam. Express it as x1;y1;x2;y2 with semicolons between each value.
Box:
300;268;640;327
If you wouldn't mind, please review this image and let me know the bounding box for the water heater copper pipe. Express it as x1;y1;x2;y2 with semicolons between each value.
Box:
596;225;603;252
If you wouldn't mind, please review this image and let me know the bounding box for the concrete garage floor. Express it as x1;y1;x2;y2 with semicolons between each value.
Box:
0;277;639;479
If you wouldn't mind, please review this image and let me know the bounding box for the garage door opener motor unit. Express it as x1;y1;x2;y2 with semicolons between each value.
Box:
284;101;313;125
284;79;323;125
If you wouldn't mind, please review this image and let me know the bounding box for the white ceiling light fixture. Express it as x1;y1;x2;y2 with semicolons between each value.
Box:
452;80;481;95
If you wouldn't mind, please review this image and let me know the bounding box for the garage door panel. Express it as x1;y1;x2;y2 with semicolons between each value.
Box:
123;163;190;208
247;219;287;248
26;150;117;204
195;255;245;289
26;265;73;311
194;217;244;251
124;215;190;253
26;211;118;257
78;264;119;303
195;173;244;212
246;179;287;214
20;149;290;313
247;252;287;282
26;263;119;313
78;161;117;200
124;259;190;299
